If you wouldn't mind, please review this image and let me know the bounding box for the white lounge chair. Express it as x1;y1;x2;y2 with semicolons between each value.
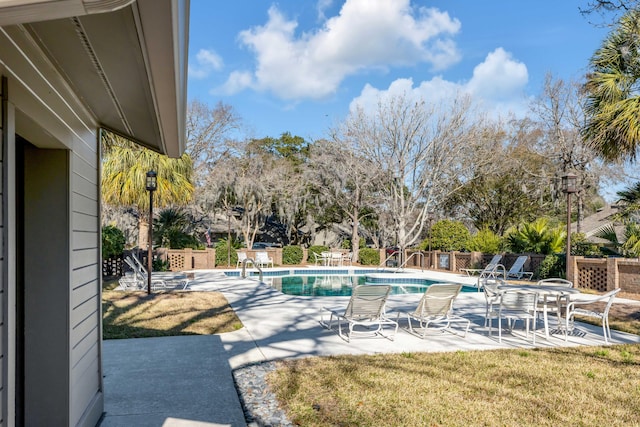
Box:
124;255;190;290
321;285;398;342
461;254;503;276
399;283;470;338
564;288;621;344
255;251;274;268
119;257;170;291
505;256;534;280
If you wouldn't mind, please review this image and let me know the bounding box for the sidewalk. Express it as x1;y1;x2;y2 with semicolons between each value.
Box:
100;335;247;427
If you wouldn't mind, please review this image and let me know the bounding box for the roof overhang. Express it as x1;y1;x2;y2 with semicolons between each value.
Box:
0;0;189;157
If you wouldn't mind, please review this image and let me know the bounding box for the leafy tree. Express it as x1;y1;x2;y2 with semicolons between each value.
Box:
153;208;201;249
467;228;503;254
101;133;194;246
505;218;565;254
102;225;125;259
595;222;640;257
428;220;471;252
583;9;640;161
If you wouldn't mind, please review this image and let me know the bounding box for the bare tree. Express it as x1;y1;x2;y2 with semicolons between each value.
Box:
186;99;242;183
530;74;617;232
308;138;383;259
338;93;497;261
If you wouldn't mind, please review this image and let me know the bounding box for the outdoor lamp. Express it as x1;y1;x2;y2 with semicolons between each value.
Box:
562;173;577;194
146;170;157;294
146;170;157;191
562;172;577;281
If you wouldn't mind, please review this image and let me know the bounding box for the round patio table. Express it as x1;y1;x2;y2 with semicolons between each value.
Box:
497;284;581;338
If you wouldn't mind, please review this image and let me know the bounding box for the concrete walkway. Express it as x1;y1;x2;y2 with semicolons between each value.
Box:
101;269;640;426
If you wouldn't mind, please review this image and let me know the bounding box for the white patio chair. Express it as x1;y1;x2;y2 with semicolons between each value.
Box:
321;285;397;342
564;288;621;344
236;251;247;268
481;277;505;328
497;290;539;344
255;251;274;268
398;283;470;338
505;256;534;280
461;254;503;276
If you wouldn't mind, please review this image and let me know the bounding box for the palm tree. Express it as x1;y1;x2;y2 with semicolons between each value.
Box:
583;9;640;161
101;133;194;247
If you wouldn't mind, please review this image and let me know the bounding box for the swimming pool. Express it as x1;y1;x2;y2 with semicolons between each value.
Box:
261;272;475;296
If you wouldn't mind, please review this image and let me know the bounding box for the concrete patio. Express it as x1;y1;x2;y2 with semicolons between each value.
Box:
101;268;640;426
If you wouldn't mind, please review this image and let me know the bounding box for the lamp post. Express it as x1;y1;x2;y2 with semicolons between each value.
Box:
227;209;232;267
146;170;157;295
562;172;577;281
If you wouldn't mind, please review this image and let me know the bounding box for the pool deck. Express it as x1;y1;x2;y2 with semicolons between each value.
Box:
101;267;640;426
190;267;640;368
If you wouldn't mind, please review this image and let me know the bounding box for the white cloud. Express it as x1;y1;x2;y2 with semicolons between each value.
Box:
350;48;530;118
188;49;224;79
220;0;461;100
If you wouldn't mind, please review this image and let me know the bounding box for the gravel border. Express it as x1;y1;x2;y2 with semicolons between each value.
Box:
233;361;295;427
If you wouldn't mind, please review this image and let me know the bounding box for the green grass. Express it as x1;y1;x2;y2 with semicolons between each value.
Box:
269;345;640;426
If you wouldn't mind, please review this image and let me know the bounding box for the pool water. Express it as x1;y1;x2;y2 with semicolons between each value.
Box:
269;275;435;297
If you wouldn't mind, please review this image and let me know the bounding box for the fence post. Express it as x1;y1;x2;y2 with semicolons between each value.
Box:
607;257;618;292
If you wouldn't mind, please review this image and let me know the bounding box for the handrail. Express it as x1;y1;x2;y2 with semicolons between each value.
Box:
378;250;401;271
398;252;424;272
241;258;264;282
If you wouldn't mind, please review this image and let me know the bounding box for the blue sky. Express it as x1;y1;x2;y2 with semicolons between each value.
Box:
187;0;612;142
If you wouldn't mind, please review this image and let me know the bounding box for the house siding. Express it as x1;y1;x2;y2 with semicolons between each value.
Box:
0;22;103;426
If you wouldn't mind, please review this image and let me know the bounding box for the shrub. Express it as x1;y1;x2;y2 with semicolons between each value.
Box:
153;258;170;272
308;245;329;262
505;218;565;254
102;225;125;259
537;254;565;279
427;220;471;252
282;245;303;265
572;232;600;256
467;228;503;254
215;238;239;267
359;248;380;265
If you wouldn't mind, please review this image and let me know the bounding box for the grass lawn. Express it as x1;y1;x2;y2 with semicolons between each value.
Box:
102;279;640;425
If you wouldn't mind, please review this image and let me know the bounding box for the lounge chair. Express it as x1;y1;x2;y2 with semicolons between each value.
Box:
119;257;170;291
124;255;190;290
255;251;274;268
505;256;534;280
398;283;470;338
564;288;621;344
321;285;398;342
461;254;503;276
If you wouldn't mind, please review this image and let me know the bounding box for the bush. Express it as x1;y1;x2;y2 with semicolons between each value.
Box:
427;220;471;252
153;258;170;272
467;228;503;254
215;238;239;267
282;245;303;265
537;254;565;279
308;245;329;262
359;248;380;265
102;225;125;259
572;233;601;256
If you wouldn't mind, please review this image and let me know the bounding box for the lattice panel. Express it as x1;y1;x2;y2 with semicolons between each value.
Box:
168;253;185;271
456;255;471;270
578;265;608;292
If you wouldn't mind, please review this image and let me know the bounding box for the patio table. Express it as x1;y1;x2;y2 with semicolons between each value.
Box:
497;284;580;339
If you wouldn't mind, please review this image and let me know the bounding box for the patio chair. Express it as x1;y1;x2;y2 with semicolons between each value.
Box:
321;285;398;342
497;289;539;344
482;277;505;328
504;256;534;280
120;258;169;291
533;278;574;330
399;283;470;338
255;251;274;268
236;251;247;268
564;288;621;344
125;255;190;290
461;254;503;276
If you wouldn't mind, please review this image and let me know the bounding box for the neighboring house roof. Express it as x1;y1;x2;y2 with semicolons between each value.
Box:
572;204;624;244
0;0;189;157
